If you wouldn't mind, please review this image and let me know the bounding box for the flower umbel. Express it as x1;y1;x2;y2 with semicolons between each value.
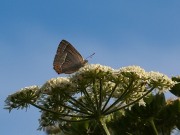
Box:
40;77;75;95
148;71;175;92
5;85;39;112
4;64;175;134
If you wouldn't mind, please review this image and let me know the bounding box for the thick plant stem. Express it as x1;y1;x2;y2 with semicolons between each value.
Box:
98;118;111;135
149;118;158;135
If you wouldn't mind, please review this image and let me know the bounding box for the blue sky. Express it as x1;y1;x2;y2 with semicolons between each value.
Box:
1;1;180;135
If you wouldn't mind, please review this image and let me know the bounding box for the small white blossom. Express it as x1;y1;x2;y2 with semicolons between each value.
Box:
5;85;40;110
148;71;175;92
7;85;39;100
71;64;114;83
138;99;146;106
78;64;114;73
118;66;148;79
40;77;73;94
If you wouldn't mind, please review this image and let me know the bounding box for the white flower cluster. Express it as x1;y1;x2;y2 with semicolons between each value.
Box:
40;77;73;94
5;85;39;110
71;64;114;83
116;65;174;91
5;64;175;112
7;85;39;100
78;64;114;73
106;65;174;107
117;66;148;80
148;71;175;92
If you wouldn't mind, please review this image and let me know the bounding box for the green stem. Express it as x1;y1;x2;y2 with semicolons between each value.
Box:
99;79;103;112
98;118;111;135
105;87;155;115
102;83;118;112
30;102;90;118
82;87;97;112
103;79;134;114
149;118;158;135
30;102;91;122
63;92;93;113
93;78;99;110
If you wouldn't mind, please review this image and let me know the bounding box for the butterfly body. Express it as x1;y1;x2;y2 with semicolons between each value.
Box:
53;40;88;74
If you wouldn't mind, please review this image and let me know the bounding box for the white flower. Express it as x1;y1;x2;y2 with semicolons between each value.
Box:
40;77;73;94
148;71;175;92
77;64;114;74
138;99;146;106
5;85;40;110
8;85;39;99
118;66;148;79
70;64;114;83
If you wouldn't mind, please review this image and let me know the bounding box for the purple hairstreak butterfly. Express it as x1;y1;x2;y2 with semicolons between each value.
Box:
53;40;95;74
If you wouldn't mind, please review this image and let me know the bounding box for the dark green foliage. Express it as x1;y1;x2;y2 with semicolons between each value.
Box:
170;76;180;97
107;94;180;135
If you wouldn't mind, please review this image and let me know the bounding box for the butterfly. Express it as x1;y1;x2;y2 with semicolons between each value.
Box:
53;40;93;74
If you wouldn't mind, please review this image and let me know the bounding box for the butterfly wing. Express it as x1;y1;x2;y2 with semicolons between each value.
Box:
53;40;87;74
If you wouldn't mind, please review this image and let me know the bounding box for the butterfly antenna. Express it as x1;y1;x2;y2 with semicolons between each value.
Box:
85;53;95;60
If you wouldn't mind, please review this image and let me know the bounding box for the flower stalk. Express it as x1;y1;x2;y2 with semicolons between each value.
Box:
98;118;111;135
149;118;159;135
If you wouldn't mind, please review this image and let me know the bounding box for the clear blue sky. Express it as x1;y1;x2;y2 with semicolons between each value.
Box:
1;1;180;135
